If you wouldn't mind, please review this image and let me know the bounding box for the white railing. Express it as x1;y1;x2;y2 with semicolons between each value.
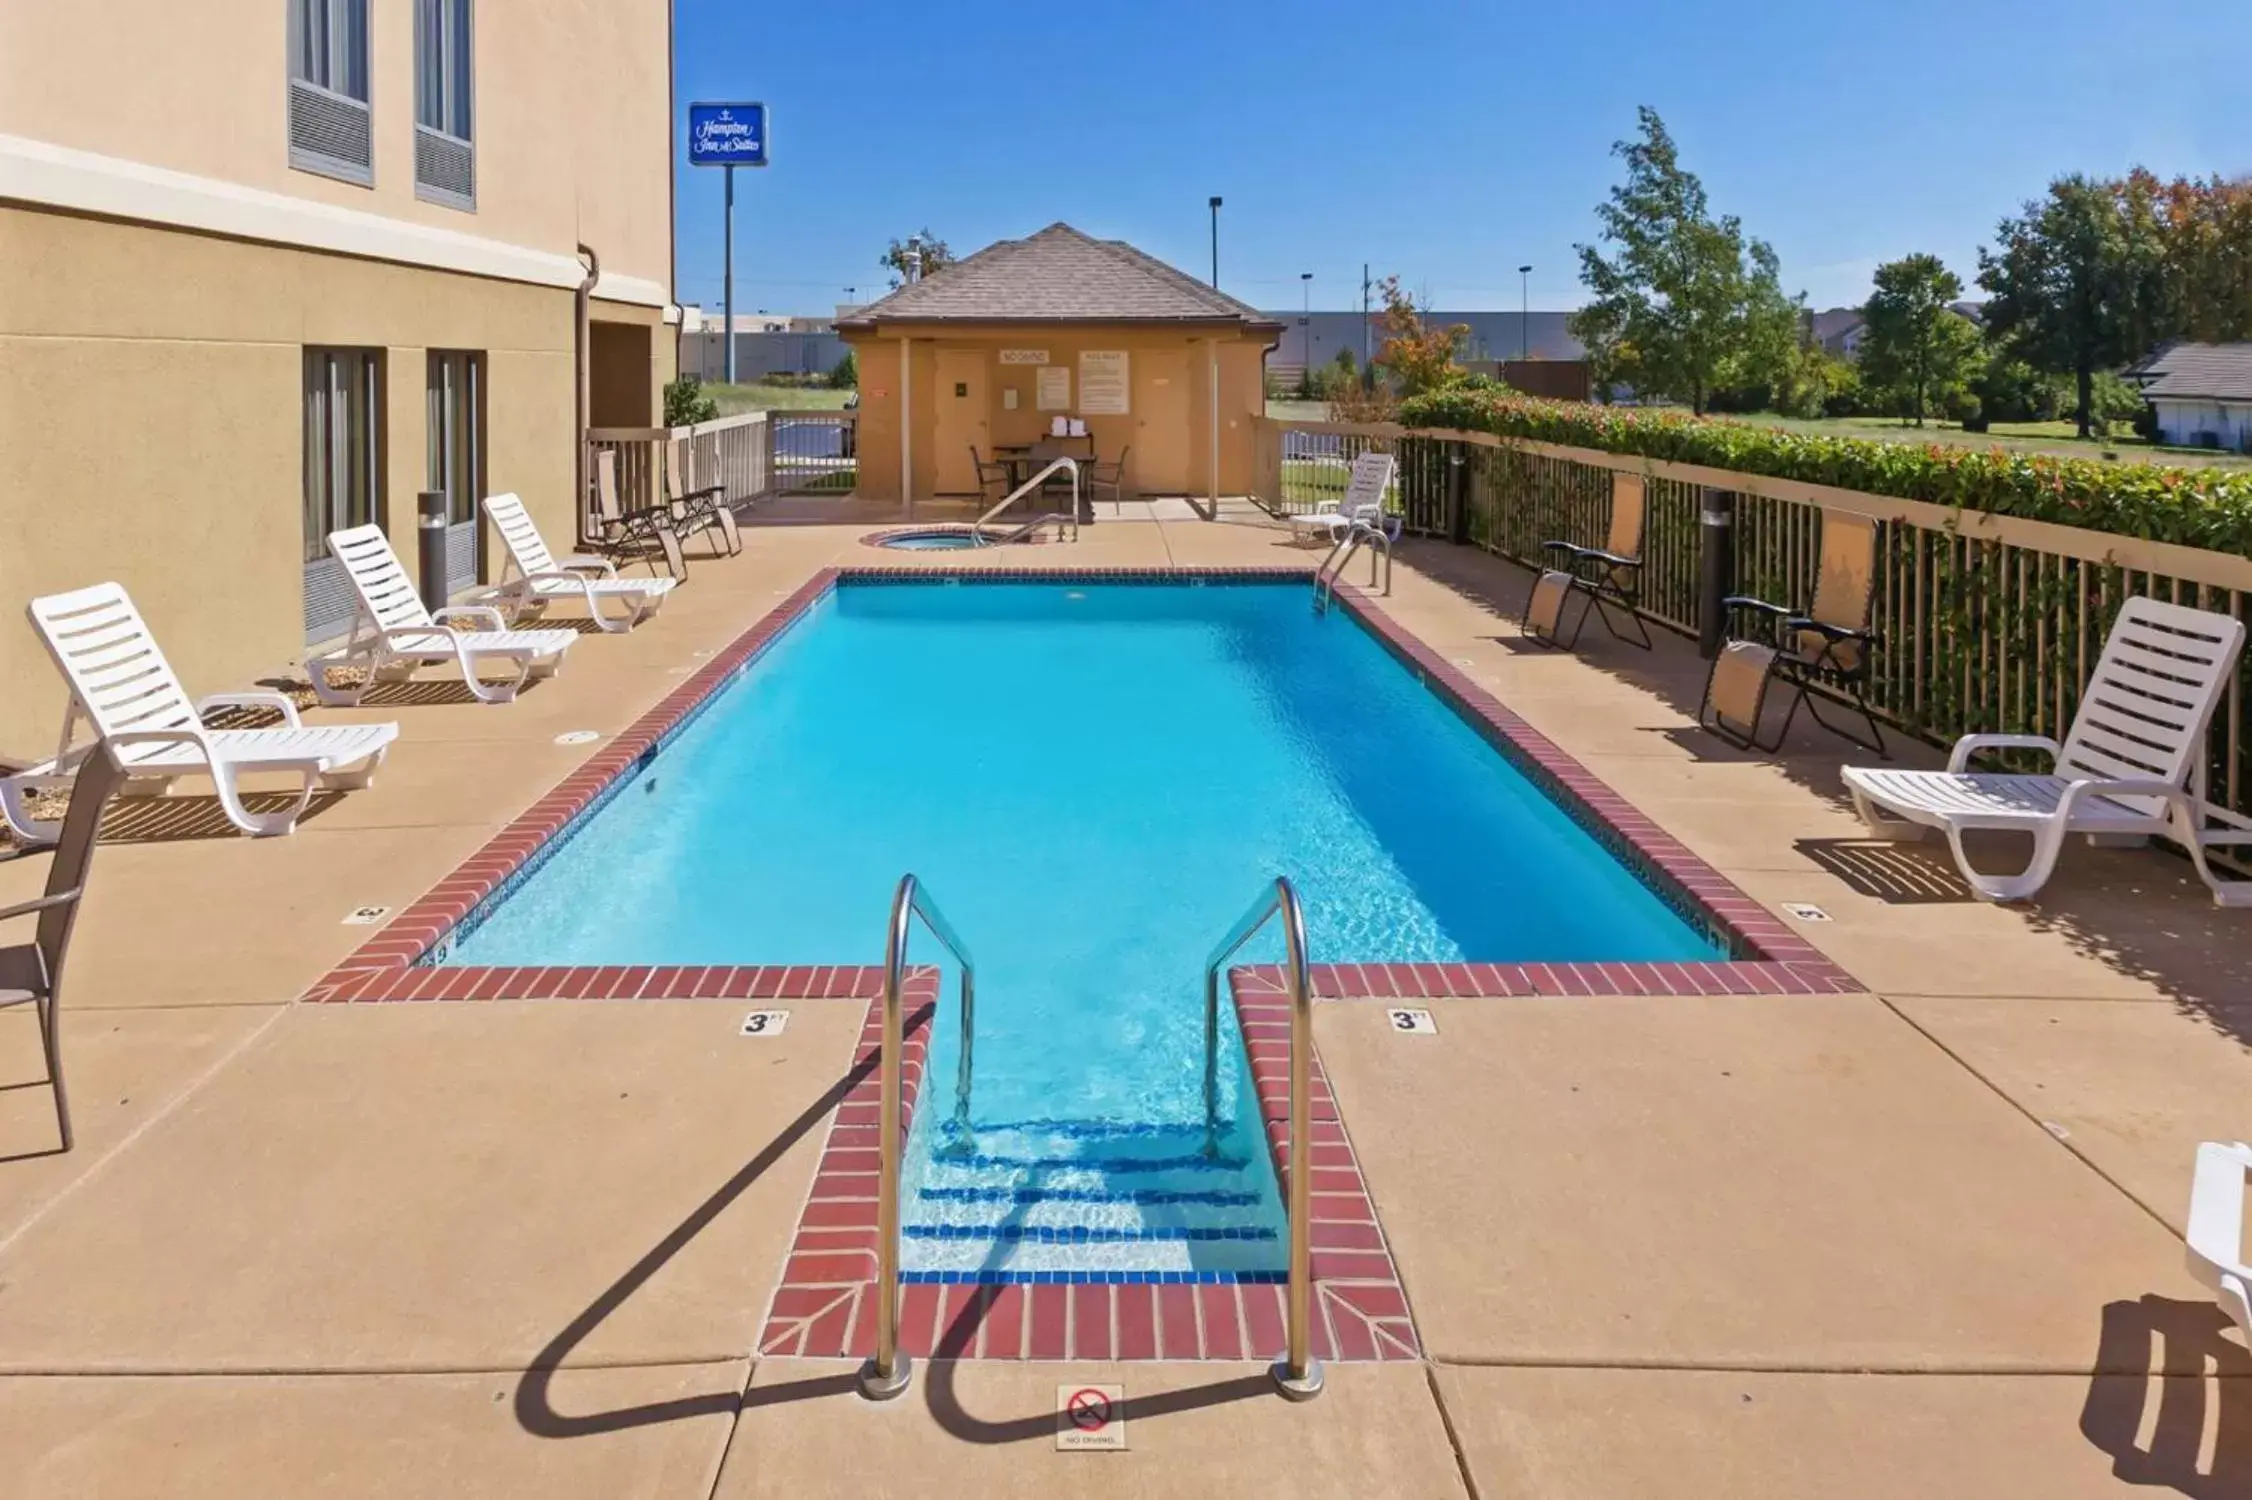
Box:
585;411;772;542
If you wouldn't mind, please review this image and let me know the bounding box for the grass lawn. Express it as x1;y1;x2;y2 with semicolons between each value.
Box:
704;382;854;416
1715;412;2252;471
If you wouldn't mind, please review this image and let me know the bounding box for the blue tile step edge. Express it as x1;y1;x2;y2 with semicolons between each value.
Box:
899;1268;1290;1285
923;1151;1254;1175
917;1186;1264;1207
903;1223;1279;1244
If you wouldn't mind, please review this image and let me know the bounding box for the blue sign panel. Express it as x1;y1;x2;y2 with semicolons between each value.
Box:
688;102;768;168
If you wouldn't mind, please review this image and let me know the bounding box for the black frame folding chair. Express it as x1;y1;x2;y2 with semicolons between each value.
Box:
1522;472;1652;650
1700;508;1889;758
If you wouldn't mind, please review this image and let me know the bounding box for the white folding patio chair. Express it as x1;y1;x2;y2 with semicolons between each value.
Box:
1286;452;1396;546
308;525;577;707
1841;595;2251;904
478;492;675;634
0;583;398;841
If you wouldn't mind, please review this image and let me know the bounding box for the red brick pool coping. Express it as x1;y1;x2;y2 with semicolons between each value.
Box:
755;967;1420;1364
303;563;1854;1005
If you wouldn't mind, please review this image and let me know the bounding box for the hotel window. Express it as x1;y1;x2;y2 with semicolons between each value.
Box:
302;349;385;642
414;0;476;210
426;351;485;593
287;0;374;186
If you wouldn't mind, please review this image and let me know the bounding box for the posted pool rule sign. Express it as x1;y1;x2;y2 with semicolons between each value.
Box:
1056;1384;1127;1451
687;102;769;383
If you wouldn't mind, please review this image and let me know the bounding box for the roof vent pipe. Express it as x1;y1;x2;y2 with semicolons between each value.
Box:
905;235;922;286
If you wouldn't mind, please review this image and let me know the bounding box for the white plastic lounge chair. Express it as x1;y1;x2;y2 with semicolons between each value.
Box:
0;583;397;842
2187;1141;2252;1341
308;525;577;707
478;492;675;634
1286;452;1396;545
1841;596;2251;905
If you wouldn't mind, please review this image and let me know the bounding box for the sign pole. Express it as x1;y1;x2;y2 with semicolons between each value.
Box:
722;163;736;385
687;100;766;388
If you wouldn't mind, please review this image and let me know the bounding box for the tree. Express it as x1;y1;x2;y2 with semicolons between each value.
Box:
663;374;719;425
1370;275;1469;396
1977;176;2164;438
2143;170;2252;343
1858;254;1983;426
879;231;954;289
1570;107;1803;414
826;350;858;390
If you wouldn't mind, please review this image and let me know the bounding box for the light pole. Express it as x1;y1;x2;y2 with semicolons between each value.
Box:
1208;196;1223;288
1517;265;1532;362
1300;272;1313;386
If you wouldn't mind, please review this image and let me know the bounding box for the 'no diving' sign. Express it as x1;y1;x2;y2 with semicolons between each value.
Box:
1056;1384;1127;1451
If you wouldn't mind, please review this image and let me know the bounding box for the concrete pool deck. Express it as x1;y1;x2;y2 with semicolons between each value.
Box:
0;512;2247;1495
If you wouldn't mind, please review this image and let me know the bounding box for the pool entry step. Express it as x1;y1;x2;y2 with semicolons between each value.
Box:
901;1117;1286;1278
862;873;1325;1403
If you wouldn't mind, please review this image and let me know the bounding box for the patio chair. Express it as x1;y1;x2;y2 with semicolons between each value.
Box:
1085;447;1130;510
1699;509;1887;757
478;492;675;633
1522;472;1652;650
589;451;689;581
0;741;125;1152
0;583;397;842
665;438;741;558
1285;452;1396;546
308;526;578;707
970;447;1012;509
2188;1141;2252;1341
1841;595;2252;905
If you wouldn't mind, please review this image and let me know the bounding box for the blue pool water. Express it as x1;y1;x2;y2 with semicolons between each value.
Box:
452;579;1719;1278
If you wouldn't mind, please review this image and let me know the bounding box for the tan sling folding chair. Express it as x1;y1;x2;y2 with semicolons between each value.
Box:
1523;472;1652;650
1701;508;1888;757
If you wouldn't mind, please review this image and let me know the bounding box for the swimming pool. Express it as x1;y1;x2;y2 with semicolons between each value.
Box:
448;577;1723;1278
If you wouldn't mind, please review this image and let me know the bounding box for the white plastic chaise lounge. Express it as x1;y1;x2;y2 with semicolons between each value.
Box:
1840;595;2252;905
0;583;398;842
309;525;578;707
478;492;675;634
1286;451;1397;546
2189;1141;2252;1341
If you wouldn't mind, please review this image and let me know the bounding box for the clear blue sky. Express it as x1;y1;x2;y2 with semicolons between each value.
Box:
670;0;2247;317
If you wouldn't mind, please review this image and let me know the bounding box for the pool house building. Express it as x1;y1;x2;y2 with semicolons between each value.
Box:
837;223;1284;509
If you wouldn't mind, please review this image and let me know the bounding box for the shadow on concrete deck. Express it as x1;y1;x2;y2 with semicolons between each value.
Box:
1397;539;2252;1037
2080;1296;2252;1498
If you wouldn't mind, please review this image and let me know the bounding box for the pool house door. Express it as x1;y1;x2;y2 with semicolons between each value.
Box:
932;347;989;496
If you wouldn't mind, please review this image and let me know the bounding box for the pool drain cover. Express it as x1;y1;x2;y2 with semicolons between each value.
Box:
553;730;601;745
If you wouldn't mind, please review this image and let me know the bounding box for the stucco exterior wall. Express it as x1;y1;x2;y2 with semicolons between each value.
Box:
0;207;596;752
843;325;1272;504
0;0;671;295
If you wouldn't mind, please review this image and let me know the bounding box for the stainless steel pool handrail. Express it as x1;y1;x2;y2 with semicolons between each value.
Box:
976;458;1081;542
858;873;977;1403
1201;875;1325;1402
1312;518;1390;614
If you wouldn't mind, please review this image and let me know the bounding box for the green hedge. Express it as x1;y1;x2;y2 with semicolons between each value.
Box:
1396;387;2252;557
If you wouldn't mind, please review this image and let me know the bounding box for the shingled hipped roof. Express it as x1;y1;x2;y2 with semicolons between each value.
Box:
836;223;1283;330
2132;342;2252;403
